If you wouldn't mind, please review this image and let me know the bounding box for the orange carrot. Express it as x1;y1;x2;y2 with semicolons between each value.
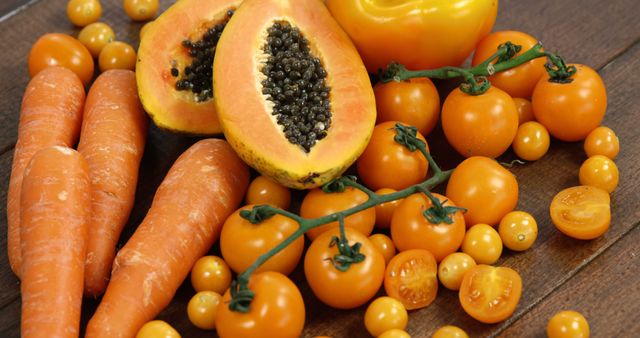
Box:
85;139;249;338
7;66;85;277
78;69;149;296
20;146;91;338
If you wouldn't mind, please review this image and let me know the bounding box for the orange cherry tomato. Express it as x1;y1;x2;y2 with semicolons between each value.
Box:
384;249;438;310
98;41;137;71
246;175;291;210
67;0;102;27
374;78;441;136
461;224;503;265
187;291;221;330
498;211;538;251
190;255;232;294
369;233;396;265
390;193;466;262
220;205;304;275
374;188;402;229
28;33;95;86
584;126;619;159
550;186;611;240
136;320;181;338
441;86;519;158
124;0;159;21
532;64;607;142
513;98;535;125
459;265;522;324
547;310;590;338
78;22;115;58
304;228;385;309
379;329;411;338
472;31;546;98
446;156;519;226
357;121;429;191
438;252;477;291
364;296;408;337
432;325;469;338
512;121;551;161
300;187;375;241
579;155;619;193
216;271;305;338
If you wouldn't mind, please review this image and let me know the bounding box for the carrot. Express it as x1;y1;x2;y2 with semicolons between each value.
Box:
20;146;91;338
78;69;149;296
85;139;249;338
7;66;85;277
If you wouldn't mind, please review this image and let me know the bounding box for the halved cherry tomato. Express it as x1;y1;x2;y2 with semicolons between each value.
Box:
369;233;396;265
190;255;232;294
374;78;441;136
550;186;611;240
438;252;477;291
584;126;619;159
446;156;519;226
304;228;385;309
498;211;538;251
579;155;619;193
136;320;181;338
300;187;375;240
357;121;429;191
246;175;291;210
390;193;466;261
432;325;469;338
216;271;305;338
513;97;535;125
532;64;607;141
459;265;522;324
28;33;95;86
384;249;438;310
472;31;546;98
374;188;402;229
187;291;221;330
461;224;503;265
547;310;590;338
364;296;408;337
441;86;519;158
512;121;550;161
220;205;304;275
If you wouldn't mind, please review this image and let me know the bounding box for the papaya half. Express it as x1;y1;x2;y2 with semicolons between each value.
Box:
214;0;376;189
137;0;242;135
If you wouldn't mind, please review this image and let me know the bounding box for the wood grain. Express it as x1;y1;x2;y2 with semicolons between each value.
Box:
0;0;639;337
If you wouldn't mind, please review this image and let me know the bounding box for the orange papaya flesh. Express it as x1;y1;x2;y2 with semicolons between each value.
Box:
136;0;242;135
214;0;376;189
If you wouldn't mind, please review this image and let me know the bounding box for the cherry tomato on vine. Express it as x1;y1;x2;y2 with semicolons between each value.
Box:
472;31;546;98
190;255;232;294
513;97;535;125
99;41;137;71
78;22;115;58
28;33;95;86
384;249;438;310
220;205;304;275
246;175;291;210
446;156;519;226
584;126;619;159
374;188;402;229
432;325;469;338
357;121;429;191
498;211;538;251
550;186;611;240
364;296;408;337
462;224;503;265
438;252;477;291
136;320;181;338
379;329;411;338
305;228;385;309
579;155;619;193
369;233;396;265
300;187;375;241
547;310;590;338
124;0;159;21
67;0;102;27
441;86;519;158
512;121;550;161
390;193;466;261
187;291;221;330
216;271;305;338
374;78;441;136
532;64;607;142
459;265;522;324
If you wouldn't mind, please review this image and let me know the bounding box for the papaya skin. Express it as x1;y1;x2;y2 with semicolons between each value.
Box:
214;0;376;189
136;0;243;135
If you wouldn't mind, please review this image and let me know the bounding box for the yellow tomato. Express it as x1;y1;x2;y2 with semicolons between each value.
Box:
462;224;503;265
136;320;181;338
579;155;619;193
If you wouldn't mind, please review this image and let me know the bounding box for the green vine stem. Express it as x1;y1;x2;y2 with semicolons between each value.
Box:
228;123;455;313
378;41;576;95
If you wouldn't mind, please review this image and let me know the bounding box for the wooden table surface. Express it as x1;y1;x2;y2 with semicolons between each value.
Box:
1;0;639;337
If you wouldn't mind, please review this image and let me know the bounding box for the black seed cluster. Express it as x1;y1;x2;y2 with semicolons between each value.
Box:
261;21;332;152
172;10;234;102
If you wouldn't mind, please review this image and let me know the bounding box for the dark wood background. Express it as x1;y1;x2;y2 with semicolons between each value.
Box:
1;0;639;337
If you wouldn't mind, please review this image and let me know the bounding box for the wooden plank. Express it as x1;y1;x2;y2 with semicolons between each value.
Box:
497;225;640;338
